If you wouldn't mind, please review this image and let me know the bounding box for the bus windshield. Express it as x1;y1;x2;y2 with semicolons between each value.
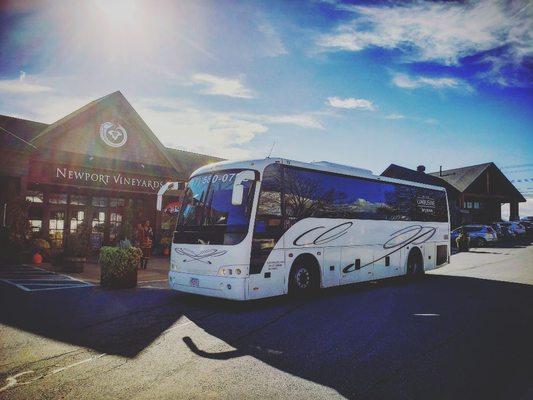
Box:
174;169;256;245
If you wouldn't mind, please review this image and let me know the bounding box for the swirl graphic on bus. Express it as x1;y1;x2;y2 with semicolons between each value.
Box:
176;248;227;264
342;224;437;273
293;222;353;247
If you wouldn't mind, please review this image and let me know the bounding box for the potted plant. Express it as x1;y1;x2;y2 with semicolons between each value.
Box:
32;237;51;262
99;246;142;289
63;223;90;272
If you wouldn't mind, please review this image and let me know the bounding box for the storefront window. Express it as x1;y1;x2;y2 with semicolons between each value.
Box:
26;190;43;203
28;207;43;233
91;210;106;250
109;212;122;241
92;197;108;207
70;195;88;205
49;210;65;247
49;193;68;204
70;210;85;233
92;211;106;233
110;198;125;207
29;220;42;232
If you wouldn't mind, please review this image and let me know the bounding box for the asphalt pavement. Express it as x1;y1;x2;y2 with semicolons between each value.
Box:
1;240;532;400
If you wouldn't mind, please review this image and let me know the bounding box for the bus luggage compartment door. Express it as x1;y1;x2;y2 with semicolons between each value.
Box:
340;247;374;284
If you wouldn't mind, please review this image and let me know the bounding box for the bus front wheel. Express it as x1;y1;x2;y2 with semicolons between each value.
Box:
289;258;319;296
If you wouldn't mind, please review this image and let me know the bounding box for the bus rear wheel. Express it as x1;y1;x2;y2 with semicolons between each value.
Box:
406;249;424;279
289;260;318;296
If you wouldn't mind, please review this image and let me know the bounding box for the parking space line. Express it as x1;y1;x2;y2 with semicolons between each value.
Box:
0;265;93;292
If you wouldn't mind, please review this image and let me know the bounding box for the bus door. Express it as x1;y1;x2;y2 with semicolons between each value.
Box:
340;247;374;284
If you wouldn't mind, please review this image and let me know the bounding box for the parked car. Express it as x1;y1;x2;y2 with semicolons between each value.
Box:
451;225;498;247
492;222;516;241
521;216;533;222
519;220;533;234
499;221;526;237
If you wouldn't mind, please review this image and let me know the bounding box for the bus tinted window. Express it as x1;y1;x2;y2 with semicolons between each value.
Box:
284;166;447;223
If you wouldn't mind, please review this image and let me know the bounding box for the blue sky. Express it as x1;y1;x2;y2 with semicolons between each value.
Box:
0;0;532;214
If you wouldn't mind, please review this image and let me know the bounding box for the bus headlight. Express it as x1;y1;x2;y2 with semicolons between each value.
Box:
235;269;242;275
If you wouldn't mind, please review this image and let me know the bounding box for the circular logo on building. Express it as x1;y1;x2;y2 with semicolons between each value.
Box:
99;122;127;148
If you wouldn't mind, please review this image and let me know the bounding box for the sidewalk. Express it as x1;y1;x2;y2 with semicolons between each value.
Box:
38;256;170;288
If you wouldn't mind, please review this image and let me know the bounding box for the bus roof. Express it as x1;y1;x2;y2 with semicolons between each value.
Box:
191;157;447;192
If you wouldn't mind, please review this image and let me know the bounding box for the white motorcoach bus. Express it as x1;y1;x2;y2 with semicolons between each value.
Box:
159;158;450;300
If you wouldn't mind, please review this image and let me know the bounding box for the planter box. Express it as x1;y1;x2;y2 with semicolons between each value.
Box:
101;267;138;289
63;256;86;272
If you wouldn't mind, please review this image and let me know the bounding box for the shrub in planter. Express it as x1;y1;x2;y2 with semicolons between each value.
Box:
100;246;142;289
63;224;91;272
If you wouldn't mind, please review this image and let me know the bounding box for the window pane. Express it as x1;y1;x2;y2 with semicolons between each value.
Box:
109;211;122;241
49;193;67;204
70;210;85;233
110;198;125;208
26;190;43;203
29;220;42;232
49;211;65;247
92;197;108;207
70;195;88;205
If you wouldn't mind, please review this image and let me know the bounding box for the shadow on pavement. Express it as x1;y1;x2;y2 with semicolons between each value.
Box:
1;273;532;399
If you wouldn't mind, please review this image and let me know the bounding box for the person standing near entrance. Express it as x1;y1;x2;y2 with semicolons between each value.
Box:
140;220;153;269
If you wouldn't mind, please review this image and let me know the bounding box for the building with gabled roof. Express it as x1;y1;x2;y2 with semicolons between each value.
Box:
0;91;222;249
382;162;525;226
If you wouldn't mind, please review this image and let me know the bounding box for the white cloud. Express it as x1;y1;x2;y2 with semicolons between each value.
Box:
0;77;52;94
392;73;472;91
318;0;532;81
258;22;288;57
191;73;255;99
135;97;325;159
326;96;376;111
252;113;324;130
385;113;405;120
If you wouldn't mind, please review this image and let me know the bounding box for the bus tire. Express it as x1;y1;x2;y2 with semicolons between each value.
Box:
289;255;319;296
406;248;424;279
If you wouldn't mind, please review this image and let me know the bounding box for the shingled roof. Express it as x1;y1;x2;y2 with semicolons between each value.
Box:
428;163;493;192
0;114;48;151
429;162;525;202
381;163;460;197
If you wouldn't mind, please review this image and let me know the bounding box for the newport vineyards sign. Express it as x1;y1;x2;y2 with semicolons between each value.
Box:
53;166;167;192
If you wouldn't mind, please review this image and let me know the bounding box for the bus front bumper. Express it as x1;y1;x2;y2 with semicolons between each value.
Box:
168;271;247;300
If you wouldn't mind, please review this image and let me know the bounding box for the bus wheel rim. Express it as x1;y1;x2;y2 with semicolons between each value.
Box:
295;268;310;289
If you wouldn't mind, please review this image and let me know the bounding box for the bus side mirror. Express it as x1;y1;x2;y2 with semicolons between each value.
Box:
157;182;181;211
231;170;256;206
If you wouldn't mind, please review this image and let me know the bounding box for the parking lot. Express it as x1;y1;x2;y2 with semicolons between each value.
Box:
1;240;532;400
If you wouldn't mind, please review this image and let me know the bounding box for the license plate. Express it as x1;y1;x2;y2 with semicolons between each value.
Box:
190;278;199;287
